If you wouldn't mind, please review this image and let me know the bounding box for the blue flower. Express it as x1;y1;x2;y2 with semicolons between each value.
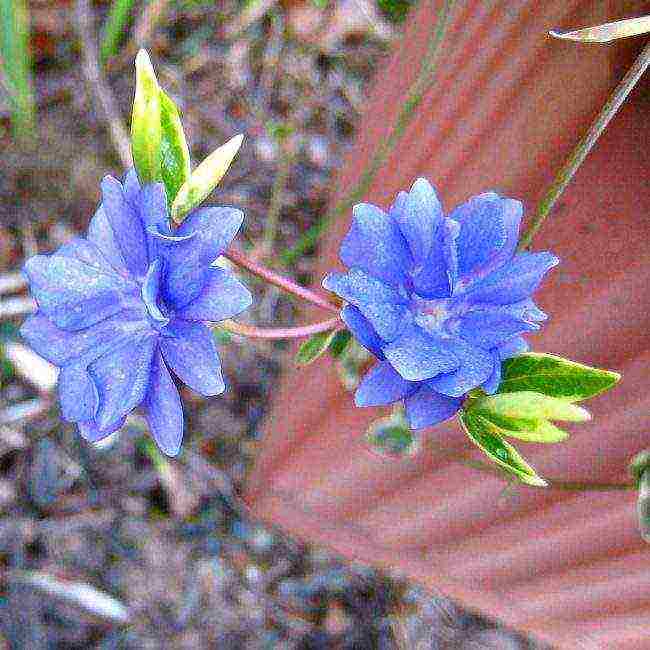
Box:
323;178;558;430
20;170;252;456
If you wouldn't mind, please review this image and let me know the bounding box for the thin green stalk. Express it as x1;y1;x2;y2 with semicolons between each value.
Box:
262;137;293;258
457;456;633;492
0;0;35;140
518;39;650;250
99;0;136;65
280;0;456;266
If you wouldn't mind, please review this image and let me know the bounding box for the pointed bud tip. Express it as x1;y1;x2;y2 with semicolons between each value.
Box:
135;49;152;69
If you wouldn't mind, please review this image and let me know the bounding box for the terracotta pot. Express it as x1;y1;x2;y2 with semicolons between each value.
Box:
246;2;650;647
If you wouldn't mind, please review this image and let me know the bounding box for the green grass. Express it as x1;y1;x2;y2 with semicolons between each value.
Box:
0;0;36;140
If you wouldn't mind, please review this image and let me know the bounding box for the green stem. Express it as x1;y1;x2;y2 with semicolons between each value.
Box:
518;39;650;250
99;0;136;65
280;0;457;266
262;137;293;258
0;0;36;141
456;456;633;492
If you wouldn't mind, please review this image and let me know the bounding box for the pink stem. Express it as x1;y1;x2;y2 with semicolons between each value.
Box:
224;246;340;315
222;317;342;340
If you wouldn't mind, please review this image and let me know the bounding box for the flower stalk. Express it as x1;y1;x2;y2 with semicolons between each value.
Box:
518;39;650;250
223;245;340;315
221;317;341;340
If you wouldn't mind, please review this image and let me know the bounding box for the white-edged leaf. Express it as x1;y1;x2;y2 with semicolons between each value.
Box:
459;410;547;487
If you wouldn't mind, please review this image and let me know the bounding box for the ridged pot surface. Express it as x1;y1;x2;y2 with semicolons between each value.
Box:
245;2;650;647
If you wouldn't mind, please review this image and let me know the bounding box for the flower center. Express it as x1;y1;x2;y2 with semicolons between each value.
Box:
412;296;458;337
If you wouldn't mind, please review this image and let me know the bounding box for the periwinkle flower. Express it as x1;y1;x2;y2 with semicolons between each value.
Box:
20;170;252;455
323;178;558;430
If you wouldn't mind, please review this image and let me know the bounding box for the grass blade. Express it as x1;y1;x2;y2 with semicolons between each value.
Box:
100;0;136;65
0;0;35;139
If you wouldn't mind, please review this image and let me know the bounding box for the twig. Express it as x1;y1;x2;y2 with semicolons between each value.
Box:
280;0;457;265
74;0;132;169
221;316;341;340
518;39;650;250
224;245;340;314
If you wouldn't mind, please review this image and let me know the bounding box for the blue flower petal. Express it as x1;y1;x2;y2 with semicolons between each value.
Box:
101;175;149;278
355;360;415;407
411;218;459;299
144;350;184;457
87;206;127;273
389;190;408;218
122;168;141;206
24;254;128;331
481;350;502;395
395;178;443;264
450;193;523;278
340;202;412;289
427;337;494;397
160;320;225;396
405;386;462;429
323;270;409;342
78;417;126;443
59;365;98;422
20;312;150;367
177;267;252;322
497;336;529;360
458;310;539;350
383;323;458;381
163;207;244;309
146;226;196;242
340;305;384;358
57;238;115;273
89;333;157;429
141;259;169;326
464;252;559;305
138;183;169;261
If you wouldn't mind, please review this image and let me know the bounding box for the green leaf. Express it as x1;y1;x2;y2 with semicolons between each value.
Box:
295;329;338;366
477;410;569;443
474;391;591;422
171;133;244;222
328;330;352;359
366;411;419;458
0;0;35;139
459;410;547;487
99;0;135;65
159;90;191;204
335;339;371;392
499;352;620;402
131;50;162;185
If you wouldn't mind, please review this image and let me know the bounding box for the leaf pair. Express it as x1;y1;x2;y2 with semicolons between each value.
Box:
461;353;620;486
131;50;242;220
295;329;351;366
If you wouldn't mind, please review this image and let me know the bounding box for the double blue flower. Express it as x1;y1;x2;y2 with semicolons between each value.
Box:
323;178;558;429
21;170;252;455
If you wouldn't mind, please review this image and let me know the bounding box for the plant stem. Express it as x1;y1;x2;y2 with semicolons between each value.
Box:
99;0;135;65
279;0;456;266
456;456;633;492
221;317;341;340
262;135;293;258
518;39;650;251
224;246;340;314
0;0;36;141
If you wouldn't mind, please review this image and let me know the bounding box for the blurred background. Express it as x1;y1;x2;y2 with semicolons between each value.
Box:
0;0;547;647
